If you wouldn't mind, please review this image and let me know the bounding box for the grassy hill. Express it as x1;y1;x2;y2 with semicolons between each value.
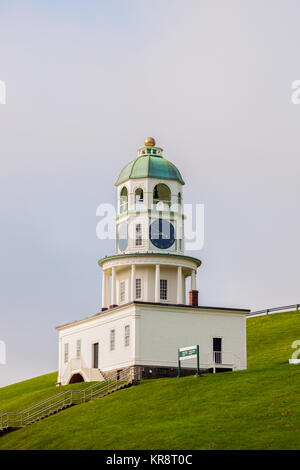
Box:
0;373;95;415
0;311;300;450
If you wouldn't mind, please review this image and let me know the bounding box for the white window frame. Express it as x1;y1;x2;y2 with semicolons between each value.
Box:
135;188;144;210
160;279;167;300
92;342;99;368
135;278;142;299
120;186;128;214
64;343;69;363
124;324;130;347
120;281;126;303
110;329;116;351
135;223;142;246
212;337;223;364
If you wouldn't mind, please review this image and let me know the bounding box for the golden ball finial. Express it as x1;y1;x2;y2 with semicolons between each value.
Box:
144;137;156;147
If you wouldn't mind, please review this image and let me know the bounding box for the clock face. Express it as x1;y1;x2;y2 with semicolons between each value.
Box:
149;219;175;249
118;222;128;251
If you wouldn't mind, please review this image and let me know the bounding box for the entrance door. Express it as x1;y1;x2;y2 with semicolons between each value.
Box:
93;342;99;368
213;338;222;364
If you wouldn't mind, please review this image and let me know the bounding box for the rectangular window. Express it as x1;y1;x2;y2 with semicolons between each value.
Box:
160;279;167;300
120;281;126;303
125;325;130;347
135;223;142;246
76;339;81;359
136;278;141;299
110;329;116;351
64;343;69;363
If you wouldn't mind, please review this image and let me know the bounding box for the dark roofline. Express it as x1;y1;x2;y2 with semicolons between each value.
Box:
56;301;250;329
133;301;250;312
115;175;185;187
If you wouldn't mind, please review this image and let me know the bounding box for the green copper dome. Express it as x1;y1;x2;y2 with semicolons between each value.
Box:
115;141;185;186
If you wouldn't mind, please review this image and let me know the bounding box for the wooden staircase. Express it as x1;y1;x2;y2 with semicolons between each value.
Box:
0;368;137;434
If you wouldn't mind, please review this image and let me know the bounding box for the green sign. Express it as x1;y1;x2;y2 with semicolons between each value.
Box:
179;346;198;360
177;345;200;377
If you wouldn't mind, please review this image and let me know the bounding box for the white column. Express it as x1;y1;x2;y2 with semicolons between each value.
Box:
128;191;135;211
177;266;183;304
191;269;197;290
102;270;109;309
105;272;110;307
101;270;106;309
57;337;62;384
144;190;149;210
111;266;116;305
131;264;136;301
155;264;160;302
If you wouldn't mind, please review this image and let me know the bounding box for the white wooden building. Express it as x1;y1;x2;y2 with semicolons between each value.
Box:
56;137;249;385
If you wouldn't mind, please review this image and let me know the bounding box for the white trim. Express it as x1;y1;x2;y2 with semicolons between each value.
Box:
57;303;248;331
101;255;199;271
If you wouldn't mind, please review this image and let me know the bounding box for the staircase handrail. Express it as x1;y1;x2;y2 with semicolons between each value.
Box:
0;367;135;431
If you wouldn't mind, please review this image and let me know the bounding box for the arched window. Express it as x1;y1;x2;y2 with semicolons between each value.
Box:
153;184;171;211
178;192;182;205
135;188;144;210
120;187;128;214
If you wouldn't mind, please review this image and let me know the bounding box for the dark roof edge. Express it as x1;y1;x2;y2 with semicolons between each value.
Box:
115;174;185;187
56;301;250;330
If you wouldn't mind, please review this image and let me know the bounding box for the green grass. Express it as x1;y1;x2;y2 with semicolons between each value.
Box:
1;311;300;450
0;373;95;414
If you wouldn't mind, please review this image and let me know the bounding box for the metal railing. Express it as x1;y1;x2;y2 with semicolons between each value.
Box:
247;304;300;318
213;351;222;364
199;351;241;369
0;367;136;432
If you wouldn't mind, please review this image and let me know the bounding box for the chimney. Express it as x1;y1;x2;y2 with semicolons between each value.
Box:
189;290;198;307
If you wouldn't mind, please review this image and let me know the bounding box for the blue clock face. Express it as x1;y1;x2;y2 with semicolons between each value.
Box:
149;219;175;249
118;223;128;251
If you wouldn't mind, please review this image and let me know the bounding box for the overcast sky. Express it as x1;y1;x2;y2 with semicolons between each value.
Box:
1;0;300;387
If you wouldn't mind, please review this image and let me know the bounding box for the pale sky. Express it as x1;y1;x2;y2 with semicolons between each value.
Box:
1;0;300;387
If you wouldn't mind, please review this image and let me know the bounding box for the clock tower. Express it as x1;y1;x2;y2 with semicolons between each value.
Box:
56;136;248;385
99;137;201;308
